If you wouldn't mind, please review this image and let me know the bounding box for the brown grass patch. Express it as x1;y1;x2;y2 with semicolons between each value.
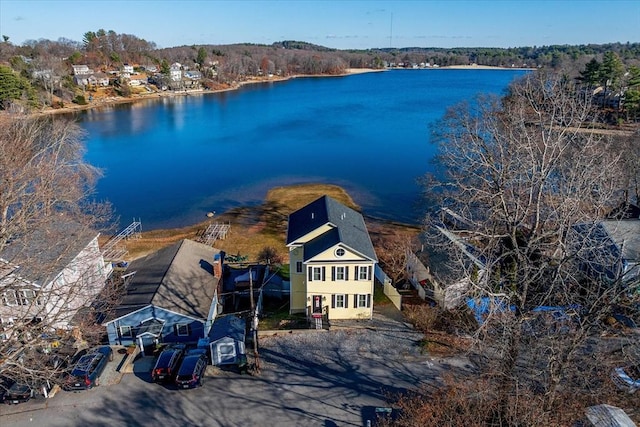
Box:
111;183;421;264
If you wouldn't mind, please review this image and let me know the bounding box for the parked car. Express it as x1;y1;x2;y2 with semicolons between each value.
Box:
611;364;640;394
152;345;185;383
3;381;34;404
63;346;113;391
175;349;207;389
0;376;15;403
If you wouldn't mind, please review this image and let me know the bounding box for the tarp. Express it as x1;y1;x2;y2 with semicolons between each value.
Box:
234;269;257;284
466;297;515;325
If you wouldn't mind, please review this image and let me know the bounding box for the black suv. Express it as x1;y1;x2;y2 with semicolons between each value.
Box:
152;345;185;383
63;346;113;391
175;349;207;389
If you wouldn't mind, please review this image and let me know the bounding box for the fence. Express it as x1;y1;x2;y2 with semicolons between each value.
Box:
375;265;402;311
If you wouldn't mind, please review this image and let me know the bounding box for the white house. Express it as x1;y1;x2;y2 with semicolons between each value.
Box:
0;220;112;334
71;64;91;75
170;63;182;82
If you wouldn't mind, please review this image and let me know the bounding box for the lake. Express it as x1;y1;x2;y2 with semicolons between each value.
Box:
79;69;528;230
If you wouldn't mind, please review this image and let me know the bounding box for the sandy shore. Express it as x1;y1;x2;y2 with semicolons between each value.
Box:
442;64;534;70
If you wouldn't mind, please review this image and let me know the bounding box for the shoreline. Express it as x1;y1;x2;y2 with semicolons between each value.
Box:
35;68;385;116
34;65;531;116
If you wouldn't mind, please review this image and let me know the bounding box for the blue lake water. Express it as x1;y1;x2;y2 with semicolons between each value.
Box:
78;69;528;230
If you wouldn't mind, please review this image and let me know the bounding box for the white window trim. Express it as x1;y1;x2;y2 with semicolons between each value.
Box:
358;266;368;281
176;323;190;337
312;266;322;281
2;290;18;306
120;325;133;338
335;266;345;281
335;294;346;308
356;294;368;308
335;248;345;257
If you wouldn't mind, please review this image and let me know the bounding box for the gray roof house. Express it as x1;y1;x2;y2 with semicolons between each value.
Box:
572;219;640;286
103;239;220;354
286;196;378;323
0;219;112;333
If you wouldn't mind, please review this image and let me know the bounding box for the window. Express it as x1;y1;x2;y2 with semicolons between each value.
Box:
2;290;18;306
335;266;345;280
357;266;370;280
20;289;38;305
296;261;303;273
176;323;190;337
355;294;371;308
119;326;132;339
332;294;346;308
335;248;345;257
308;266;325;281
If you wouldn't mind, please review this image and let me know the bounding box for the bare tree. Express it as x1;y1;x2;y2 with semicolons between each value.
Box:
417;70;639;423
371;231;418;285
0;115;113;393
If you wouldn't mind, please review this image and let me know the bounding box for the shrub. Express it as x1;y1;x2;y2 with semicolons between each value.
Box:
72;95;87;105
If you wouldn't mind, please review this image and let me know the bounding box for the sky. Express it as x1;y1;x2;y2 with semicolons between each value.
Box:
0;0;638;50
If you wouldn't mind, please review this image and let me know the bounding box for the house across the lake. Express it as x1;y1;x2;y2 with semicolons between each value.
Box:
286;196;378;327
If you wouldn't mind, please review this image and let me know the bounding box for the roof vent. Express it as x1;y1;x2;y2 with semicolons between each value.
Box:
311;212;314;219
341;213;346;220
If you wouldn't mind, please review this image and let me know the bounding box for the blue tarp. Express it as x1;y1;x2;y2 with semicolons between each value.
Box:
466;297;516;325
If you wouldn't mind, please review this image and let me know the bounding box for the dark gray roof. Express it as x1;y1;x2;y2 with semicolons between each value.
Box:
0;218;98;285
209;315;245;342
105;239;219;322
286;195;377;262
600;220;640;263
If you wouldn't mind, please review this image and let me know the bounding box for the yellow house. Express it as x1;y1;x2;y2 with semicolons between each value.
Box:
286;196;378;326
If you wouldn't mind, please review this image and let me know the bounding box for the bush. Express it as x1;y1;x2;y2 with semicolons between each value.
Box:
72;95;87;105
257;246;283;264
404;304;476;335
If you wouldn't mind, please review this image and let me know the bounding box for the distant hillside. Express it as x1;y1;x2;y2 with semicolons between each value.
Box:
0;31;638;121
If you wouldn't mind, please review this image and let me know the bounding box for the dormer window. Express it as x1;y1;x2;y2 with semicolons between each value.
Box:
335;248;345;257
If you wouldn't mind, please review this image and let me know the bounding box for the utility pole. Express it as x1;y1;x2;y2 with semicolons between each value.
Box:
249;267;260;373
389;12;393;49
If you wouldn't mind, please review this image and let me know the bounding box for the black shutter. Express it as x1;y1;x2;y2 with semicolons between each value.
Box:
368;266;372;281
345;266;349;280
322;266;326;281
331;266;336;281
344;294;349;308
367;294;371;308
353;294;358;308
331;294;335;308
308;266;313;281
354;266;358;281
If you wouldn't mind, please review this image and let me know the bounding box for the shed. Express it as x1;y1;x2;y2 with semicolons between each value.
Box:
208;315;246;366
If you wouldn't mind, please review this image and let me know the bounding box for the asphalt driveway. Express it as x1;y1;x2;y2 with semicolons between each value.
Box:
0;308;459;427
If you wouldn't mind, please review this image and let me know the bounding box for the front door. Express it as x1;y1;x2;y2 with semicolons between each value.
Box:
138;335;156;356
312;295;322;314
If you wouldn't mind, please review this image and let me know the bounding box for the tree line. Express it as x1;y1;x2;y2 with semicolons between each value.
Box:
0;30;639;117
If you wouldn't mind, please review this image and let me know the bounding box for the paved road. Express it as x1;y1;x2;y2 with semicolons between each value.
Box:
0;310;462;427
